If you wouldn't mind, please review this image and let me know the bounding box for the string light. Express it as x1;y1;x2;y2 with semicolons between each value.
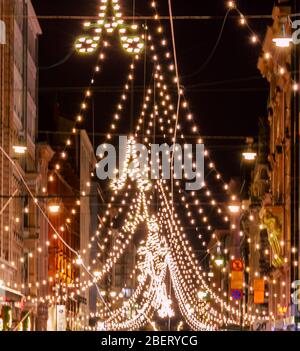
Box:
0;0;282;330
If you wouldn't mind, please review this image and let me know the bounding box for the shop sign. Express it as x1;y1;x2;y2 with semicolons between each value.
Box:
231;289;242;301
56;305;66;331
254;279;265;304
231;259;244;272
231;271;243;290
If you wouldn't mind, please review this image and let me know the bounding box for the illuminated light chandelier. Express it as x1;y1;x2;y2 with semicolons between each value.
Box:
93;143;225;330
138;220;174;319
98;214;170;330
75;0;144;55
37;0;271;329
139;4;268;325
89;112;244;330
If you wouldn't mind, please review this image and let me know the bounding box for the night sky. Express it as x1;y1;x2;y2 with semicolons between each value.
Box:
32;0;275;180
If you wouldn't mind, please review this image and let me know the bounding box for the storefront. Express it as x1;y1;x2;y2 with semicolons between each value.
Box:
47;297;82;331
0;284;27;331
271;316;300;331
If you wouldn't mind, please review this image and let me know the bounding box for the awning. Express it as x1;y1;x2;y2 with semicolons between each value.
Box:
0;285;24;302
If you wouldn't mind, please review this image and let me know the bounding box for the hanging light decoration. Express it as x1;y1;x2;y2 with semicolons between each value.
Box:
75;0;144;55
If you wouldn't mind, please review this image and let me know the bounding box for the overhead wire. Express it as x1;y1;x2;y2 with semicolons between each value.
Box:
181;8;232;80
168;0;181;218
5;13;300;20
39;49;75;70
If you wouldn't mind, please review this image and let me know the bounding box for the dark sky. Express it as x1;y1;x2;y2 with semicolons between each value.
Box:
32;0;276;179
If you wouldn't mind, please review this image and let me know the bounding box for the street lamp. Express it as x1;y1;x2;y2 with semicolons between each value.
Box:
214;245;225;267
242;137;257;162
273;36;293;48
228;204;241;214
272;17;293;48
228;199;242;259
48;204;60;214
13;145;27;155
215;256;225;267
242;152;257;161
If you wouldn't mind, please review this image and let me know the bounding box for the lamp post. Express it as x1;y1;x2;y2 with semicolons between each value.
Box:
228;199;244;330
228;199;241;258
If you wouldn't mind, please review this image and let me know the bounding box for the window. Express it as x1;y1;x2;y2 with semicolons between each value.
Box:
14;73;23;119
14;0;24;33
24;197;29;228
23;253;29;287
27;101;36;140
28;25;37;63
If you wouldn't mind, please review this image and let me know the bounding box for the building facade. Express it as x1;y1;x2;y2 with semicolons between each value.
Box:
0;0;41;330
247;2;299;330
46;155;81;331
79;130;98;328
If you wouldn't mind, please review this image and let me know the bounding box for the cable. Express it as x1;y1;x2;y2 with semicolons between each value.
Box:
167;0;182;331
0;189;18;215
187;75;264;88
168;0;181;218
182;9;232;80
7;14;300;20
39;49;75;70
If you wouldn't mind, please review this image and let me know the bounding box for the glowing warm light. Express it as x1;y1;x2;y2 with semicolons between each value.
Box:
242;152;257;161
75;0;144;55
264;52;271;60
9;0;271;332
251;35;258;43
48;205;60;214
240;17;246;25
215;257;225;267
13;145;27;154
279;67;285;75
228;205;240;214
76;257;83;266
272;37;293;48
